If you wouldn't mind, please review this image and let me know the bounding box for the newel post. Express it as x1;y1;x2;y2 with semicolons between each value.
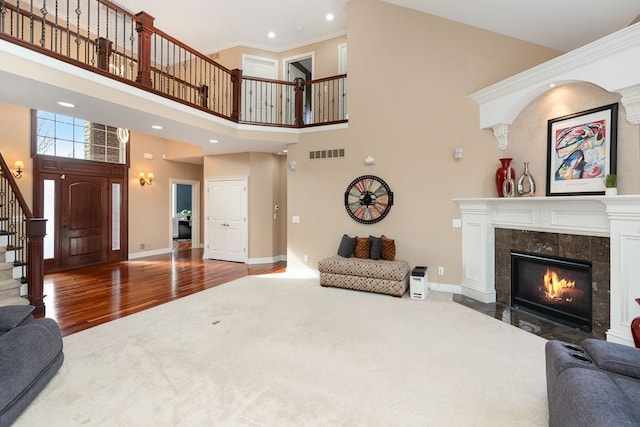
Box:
26;218;47;316
294;77;305;127
135;11;155;87
96;37;113;72
231;68;243;122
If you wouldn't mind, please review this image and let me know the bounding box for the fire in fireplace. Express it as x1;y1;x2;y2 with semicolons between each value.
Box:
511;251;592;332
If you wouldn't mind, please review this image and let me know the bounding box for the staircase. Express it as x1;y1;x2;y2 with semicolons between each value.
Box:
0;153;46;313
0;242;28;306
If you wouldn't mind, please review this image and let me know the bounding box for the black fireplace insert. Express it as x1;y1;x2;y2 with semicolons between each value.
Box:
511;251;592;332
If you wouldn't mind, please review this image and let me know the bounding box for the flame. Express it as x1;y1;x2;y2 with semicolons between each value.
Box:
543;268;576;300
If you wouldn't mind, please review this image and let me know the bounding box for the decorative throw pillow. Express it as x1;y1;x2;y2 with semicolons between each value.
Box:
369;235;382;260
337;234;357;258
354;237;371;259
381;235;396;261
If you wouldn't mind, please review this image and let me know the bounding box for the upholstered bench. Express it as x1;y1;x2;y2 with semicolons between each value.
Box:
318;255;410;297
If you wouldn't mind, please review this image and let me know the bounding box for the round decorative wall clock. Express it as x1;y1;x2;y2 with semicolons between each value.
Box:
344;175;394;224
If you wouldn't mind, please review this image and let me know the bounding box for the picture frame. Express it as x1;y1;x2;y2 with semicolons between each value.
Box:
546;103;618;196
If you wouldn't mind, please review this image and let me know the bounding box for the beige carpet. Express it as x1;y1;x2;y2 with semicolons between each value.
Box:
15;273;549;426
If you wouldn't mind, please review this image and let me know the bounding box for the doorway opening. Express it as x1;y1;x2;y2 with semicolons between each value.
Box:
170;179;200;252
284;53;314;125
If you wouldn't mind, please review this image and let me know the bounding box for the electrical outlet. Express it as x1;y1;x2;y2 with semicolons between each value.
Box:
140;243;145;250
303;255;309;263
438;266;444;276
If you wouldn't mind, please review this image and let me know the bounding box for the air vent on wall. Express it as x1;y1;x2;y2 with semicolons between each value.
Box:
310;149;345;160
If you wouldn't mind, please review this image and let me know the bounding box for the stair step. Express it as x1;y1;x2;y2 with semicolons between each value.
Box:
0;278;21;292
0;263;14;281
0;296;29;307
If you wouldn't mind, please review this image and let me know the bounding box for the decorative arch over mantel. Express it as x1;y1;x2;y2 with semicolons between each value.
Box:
469;23;640;150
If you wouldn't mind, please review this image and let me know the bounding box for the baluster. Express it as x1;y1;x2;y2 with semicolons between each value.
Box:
74;0;80;60
129;14;134;79
0;1;5;34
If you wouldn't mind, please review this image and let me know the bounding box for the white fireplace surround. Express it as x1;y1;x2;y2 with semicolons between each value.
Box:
454;196;640;347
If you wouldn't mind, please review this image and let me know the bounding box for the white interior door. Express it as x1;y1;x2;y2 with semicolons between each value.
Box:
242;55;278;122
338;43;348;120
205;177;248;262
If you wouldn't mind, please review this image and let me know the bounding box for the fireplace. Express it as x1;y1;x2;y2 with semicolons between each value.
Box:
511;251;592;332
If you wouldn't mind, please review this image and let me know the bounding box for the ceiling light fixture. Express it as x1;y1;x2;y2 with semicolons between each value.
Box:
326;13;334;21
151;125;163;130
209;139;218;143
57;101;75;108
268;31;276;39
549;83;556;88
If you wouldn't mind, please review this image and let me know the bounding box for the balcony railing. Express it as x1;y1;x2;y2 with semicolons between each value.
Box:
0;0;347;127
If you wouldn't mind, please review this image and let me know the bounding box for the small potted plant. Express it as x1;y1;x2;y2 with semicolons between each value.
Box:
604;174;617;196
181;209;192;220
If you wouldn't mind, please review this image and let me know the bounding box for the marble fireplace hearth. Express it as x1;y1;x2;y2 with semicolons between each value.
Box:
455;196;640;346
494;229;609;339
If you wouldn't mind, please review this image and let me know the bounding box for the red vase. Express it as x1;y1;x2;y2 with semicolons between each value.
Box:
495;158;515;197
632;298;640;348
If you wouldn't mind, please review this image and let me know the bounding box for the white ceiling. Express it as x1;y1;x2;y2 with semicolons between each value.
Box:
111;0;640;53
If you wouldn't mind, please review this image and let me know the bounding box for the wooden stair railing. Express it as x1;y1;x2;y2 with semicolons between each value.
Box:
0;0;347;128
0;154;46;315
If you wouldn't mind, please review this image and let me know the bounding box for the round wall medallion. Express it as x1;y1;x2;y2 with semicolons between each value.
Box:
344;175;394;224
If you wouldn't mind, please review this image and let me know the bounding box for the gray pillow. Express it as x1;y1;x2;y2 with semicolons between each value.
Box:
337;234;357;258
369;235;382;260
582;338;640;379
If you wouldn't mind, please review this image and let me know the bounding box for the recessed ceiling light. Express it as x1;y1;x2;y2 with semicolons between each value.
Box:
549;83;556;88
151;125;163;130
268;31;276;39
326;13;334;21
282;149;288;153
209;139;218;143
57;101;75;108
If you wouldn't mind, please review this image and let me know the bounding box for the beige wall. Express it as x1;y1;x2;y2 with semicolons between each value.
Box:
126;132;203;254
203;153;286;260
507;82;640;195
0;104;33;208
286;0;565;280
213;35;347;80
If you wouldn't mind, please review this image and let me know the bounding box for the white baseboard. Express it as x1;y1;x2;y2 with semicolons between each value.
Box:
128;248;173;259
247;254;287;264
427;282;461;294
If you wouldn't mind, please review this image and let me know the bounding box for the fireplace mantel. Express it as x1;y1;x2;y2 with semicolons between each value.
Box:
454;195;640;346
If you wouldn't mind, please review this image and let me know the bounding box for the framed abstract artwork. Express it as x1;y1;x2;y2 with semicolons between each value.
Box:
546;103;618;196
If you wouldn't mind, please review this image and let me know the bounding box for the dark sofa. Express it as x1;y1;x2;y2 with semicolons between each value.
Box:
0;305;64;427
545;338;640;427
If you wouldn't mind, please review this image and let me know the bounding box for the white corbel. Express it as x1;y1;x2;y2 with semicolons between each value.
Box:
617;84;640;125
492;124;509;151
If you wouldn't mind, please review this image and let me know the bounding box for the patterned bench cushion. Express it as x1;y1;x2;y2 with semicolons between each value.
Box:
319;272;408;297
317;256;410;281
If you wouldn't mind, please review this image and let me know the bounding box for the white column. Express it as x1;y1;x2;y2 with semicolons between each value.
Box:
604;198;640;346
457;200;496;303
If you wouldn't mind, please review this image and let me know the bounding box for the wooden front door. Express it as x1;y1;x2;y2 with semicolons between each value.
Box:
60;174;109;269
35;156;128;273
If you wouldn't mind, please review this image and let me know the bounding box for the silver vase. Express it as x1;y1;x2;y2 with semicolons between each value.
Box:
517;162;536;196
502;166;516;197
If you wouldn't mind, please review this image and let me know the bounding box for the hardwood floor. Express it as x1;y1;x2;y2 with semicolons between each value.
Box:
42;248;286;336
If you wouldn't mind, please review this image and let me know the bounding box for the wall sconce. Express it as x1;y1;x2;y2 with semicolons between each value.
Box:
12;161;24;179
364;155;375;165
139;172;153;186
289;160;297;170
